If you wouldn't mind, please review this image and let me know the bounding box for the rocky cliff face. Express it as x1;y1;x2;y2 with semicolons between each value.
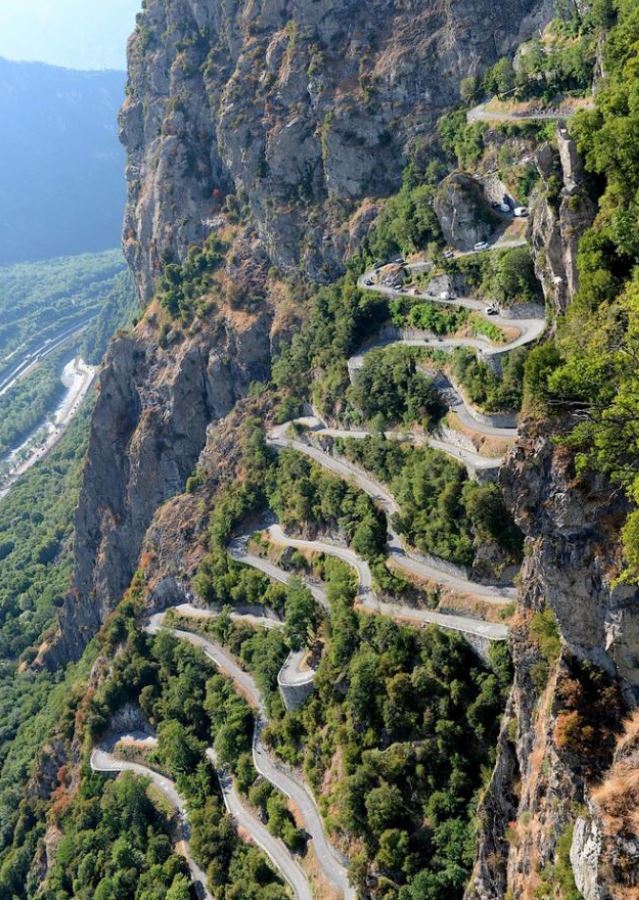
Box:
529;127;596;315
44;263;274;665
121;0;554;299
45;0;556;664
466;426;639;900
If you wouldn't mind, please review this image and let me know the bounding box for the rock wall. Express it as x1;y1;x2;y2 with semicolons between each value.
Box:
529;128;596;315
465;427;639;899
122;0;555;299
44;297;273;665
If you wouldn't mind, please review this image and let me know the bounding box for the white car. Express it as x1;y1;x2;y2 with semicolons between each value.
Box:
514;207;529;217
485;305;499;316
474;241;489;251
442;250;455;259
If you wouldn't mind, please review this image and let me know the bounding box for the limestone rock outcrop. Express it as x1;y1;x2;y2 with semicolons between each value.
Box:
434;172;500;251
529;127;596;314
121;0;555;299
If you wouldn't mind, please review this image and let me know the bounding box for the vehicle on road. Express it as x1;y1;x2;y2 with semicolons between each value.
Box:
364;278;373;286
442;249;454;259
514;206;529;217
474;241;489;251
485;304;499;316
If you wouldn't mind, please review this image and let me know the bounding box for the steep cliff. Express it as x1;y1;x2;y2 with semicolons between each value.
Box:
43;0;557;665
121;0;553;299
44;233;276;664
465;424;639;900
528;127;596;316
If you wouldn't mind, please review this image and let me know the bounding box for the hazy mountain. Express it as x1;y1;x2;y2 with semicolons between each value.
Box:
0;0;141;71
0;58;126;265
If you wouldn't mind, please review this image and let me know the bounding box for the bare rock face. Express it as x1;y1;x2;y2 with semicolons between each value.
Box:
46;299;273;666
434;172;500;250
121;0;555;299
466;428;639;899
529;129;596;314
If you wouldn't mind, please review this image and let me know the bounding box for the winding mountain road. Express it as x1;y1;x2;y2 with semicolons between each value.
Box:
90;747;212;900
206;749;313;900
267;423;516;606
264;524;508;640
146;614;355;900
293;413;503;478
353;277;545;365
466;102;587;124
170;602;316;692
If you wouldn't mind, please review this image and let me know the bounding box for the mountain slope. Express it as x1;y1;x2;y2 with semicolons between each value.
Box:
0;58;126;265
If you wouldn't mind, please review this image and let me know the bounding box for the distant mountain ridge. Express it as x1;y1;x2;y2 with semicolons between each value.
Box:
0;58;126;265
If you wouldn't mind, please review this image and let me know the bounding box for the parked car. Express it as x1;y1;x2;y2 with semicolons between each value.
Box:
440;291;451;301
442;249;455;259
485;305;499;316
514;206;529;217
474;241;489;251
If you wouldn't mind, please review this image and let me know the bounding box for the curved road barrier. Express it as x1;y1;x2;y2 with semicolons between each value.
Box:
168;602;317;708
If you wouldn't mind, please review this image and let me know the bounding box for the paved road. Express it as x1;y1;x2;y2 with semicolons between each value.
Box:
174;601;282;632
0;356;97;500
207;749;313;900
268;425;516;605
91;747;212;900
265;525;508;641
300;416;502;477
172;601;314;691
433;373;517;438
353;280;545;363
0;316;95;398
466;102;585;124
146;615;355;900
228;537;329;610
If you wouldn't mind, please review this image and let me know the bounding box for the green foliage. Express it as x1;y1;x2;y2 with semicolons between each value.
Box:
284;577;320;651
389;296;469;336
0;352;68;458
451;347;527;413
365;166;443;261
337;437;522;566
346;345;442;428
40;772;192;900
159;235;228;319
267;449;386;560
271;272;388;418
438;111;487;169
0;250;126;363
83;627;287;898
266;608;507;897
530;3;639;578
448;247;542;307
529;609;561;691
